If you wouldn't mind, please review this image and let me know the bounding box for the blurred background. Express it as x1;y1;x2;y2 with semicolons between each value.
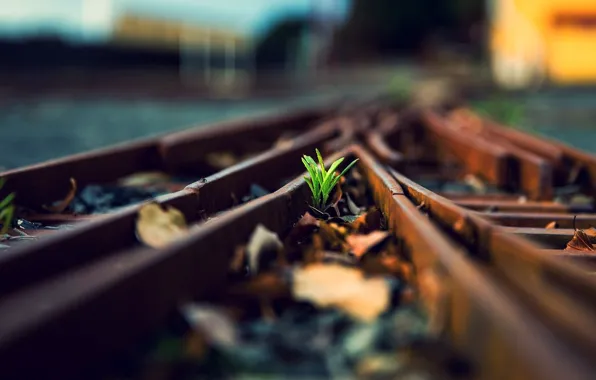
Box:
1;0;596;169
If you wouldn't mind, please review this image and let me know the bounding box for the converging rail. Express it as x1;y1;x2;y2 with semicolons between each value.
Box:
1;98;596;380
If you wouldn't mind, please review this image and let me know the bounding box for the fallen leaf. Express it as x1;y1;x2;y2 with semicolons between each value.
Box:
545;221;558;229
351;208;383;234
246;224;284;275
226;272;290;300
274;133;295;150
180;303;239;349
229;245;247;274
583;227;596;242
292;264;390;322
360;254;403;276
327;184;342;216
566;229;596;252
42;178;77;213
346;231;390;258
205;151;238;169
286;212;320;246
328;222;348;237
136;202;188;248
318;221;351;253
345;193;362;215
118;171;171;187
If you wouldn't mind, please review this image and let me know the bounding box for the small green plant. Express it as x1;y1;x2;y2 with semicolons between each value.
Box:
0;178;15;235
302;149;359;211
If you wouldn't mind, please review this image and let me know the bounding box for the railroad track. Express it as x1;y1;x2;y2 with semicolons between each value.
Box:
0;98;595;379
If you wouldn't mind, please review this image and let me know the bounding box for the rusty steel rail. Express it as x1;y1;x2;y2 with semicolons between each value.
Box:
0;104;354;251
1;101;596;379
0;102;338;209
365;108;596;364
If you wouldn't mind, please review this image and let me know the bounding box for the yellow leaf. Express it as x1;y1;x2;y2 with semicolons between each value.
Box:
136;202;188;248
292;264;389;322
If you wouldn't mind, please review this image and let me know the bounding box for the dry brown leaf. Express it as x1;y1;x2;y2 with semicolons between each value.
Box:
292;264;390;322
566;229;596;252
246;224;284;274
361;254;402;276
42;177;77;213
328;184;342;216
229;245;247;274
136;202;188;248
583;227;596;241
545;221;558;229
286;213;320;246
351;208;382;234
319;222;351;252
227;272;290;300
346;231;390;258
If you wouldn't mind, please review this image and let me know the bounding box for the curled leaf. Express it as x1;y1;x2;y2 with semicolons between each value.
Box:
346;231;391;258
43;178;77;213
583;227;596;240
246;224;284;275
136;202;188;248
565;229;596;252
545;221;558;229
292;264;390;322
345;193;362;215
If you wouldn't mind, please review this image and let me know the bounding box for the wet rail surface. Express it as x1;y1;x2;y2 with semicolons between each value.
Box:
0;99;596;379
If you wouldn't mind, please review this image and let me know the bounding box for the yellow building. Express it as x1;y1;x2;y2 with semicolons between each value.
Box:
490;0;596;88
111;14;250;50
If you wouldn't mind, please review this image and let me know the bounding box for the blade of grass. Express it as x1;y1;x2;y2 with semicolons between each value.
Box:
0;193;15;210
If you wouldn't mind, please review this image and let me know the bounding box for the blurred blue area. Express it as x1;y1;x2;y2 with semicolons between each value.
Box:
0;0;352;41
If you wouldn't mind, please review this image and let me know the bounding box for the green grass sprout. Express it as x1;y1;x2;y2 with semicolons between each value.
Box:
0;178;15;235
301;149;359;210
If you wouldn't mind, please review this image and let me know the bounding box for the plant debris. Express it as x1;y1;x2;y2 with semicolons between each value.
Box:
293;263;390;322
118;171;172;187
136;202;189;248
566;229;595;252
246;224;284;275
564;216;596;252
42;177;77;213
545;221;558;229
